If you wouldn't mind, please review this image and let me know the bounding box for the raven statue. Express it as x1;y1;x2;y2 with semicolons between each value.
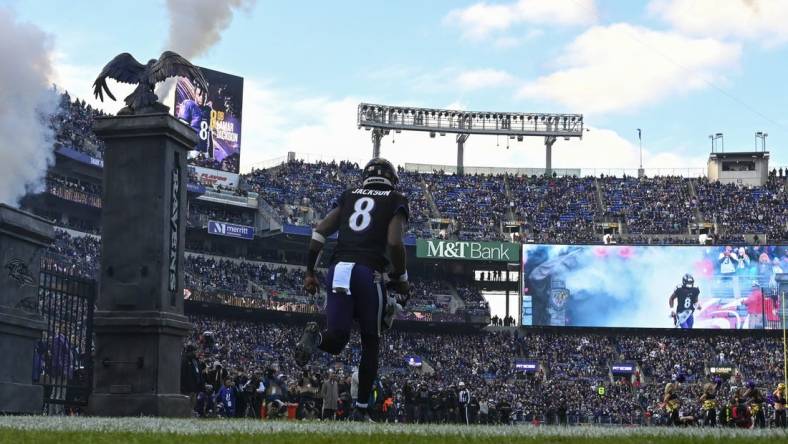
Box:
93;51;208;115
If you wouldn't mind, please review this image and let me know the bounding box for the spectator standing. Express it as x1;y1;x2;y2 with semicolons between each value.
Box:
321;370;339;420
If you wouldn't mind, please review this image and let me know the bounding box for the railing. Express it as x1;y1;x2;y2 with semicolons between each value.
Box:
46;182;102;208
197;190;258;207
246;153;711;178
405;163;581;177
187;287;322;314
580;168;707;178
248;153;368;172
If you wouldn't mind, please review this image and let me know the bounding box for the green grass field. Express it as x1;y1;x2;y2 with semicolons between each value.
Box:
1;417;787;444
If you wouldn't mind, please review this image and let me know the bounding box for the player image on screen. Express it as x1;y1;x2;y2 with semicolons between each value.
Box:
669;273;701;329
177;84;213;158
293;157;410;422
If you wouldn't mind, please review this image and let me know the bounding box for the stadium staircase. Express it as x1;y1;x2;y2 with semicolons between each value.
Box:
593;178;606;215
421;177;441;219
446;282;466;313
416;358;436;376
502;175;515;222
687;179;704;223
257;198;283;231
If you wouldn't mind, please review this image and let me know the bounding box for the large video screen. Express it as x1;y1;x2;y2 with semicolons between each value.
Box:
520;244;787;329
174;66;243;187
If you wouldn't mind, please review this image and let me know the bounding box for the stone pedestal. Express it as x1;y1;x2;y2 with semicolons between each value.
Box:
88;113;197;417
0;205;53;413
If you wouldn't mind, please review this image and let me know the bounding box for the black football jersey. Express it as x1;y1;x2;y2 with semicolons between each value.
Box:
331;185;409;271
673;286;699;313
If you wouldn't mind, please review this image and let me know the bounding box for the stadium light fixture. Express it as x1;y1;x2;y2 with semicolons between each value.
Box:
357;103;582;138
709;133;724;153
357;102;583;176
755;131;768;151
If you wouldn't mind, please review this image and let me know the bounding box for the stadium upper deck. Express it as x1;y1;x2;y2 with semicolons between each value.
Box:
37;93;787;245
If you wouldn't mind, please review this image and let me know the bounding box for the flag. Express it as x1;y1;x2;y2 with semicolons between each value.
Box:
637;128;642;141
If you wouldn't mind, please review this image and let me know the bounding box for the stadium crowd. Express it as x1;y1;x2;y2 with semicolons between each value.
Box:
45;230;101;279
243;160;786;244
50;91;106;159
44;231;488;321
188;203;256;227
182;315;787;427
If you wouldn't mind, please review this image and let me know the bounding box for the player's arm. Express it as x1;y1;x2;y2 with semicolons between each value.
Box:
303;207;341;295
668;289;677;308
693;289;701;311
387;212;409;296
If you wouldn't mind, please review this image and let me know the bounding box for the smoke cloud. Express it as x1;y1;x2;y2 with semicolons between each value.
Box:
157;0;255;99
0;8;58;206
165;0;254;58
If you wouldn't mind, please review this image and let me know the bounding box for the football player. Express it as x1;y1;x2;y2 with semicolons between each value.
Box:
294;158;410;422
669;273;701;329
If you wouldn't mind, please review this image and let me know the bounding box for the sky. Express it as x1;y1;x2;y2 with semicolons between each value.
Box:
5;0;788;174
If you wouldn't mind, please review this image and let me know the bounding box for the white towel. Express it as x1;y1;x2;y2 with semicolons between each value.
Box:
332;262;355;294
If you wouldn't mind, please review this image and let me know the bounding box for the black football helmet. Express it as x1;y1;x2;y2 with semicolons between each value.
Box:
362;157;399;187
682;273;694;287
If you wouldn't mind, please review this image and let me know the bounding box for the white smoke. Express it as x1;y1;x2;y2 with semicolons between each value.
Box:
562;246;696;328
157;0;255;100
165;0;254;58
0;8;58;206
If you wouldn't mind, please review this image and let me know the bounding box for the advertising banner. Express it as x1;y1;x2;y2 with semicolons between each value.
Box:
189;165;239;189
514;358;538;372
404;355;423;367
611;363;635;374
174;66;243;179
208;220;255;240
520;244;787;329
416;239;520;262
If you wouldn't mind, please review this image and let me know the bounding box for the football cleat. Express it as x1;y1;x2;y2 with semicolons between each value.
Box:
295;322;320;367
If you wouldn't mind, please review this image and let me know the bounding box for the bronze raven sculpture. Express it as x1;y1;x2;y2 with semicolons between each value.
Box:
93;51;208;115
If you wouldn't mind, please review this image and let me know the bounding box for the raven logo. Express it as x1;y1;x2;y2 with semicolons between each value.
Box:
5;258;36;288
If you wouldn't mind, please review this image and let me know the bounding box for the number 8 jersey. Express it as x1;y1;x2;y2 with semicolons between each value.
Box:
673;285;699;315
331;186;409;272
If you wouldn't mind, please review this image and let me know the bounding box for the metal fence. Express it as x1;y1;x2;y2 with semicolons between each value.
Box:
36;256;96;414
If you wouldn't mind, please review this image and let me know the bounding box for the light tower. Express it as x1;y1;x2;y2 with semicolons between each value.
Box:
357;104;584;175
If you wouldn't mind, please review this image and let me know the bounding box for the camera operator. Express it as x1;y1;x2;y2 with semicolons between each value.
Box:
320;369;339;420
296;368;320;420
430;385;443;423
239;372;264;418
195;383;216;417
233;373;250;418
264;369;288;419
444;384;459;423
415;383;430;423
180;344;204;414
206;361;228;392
